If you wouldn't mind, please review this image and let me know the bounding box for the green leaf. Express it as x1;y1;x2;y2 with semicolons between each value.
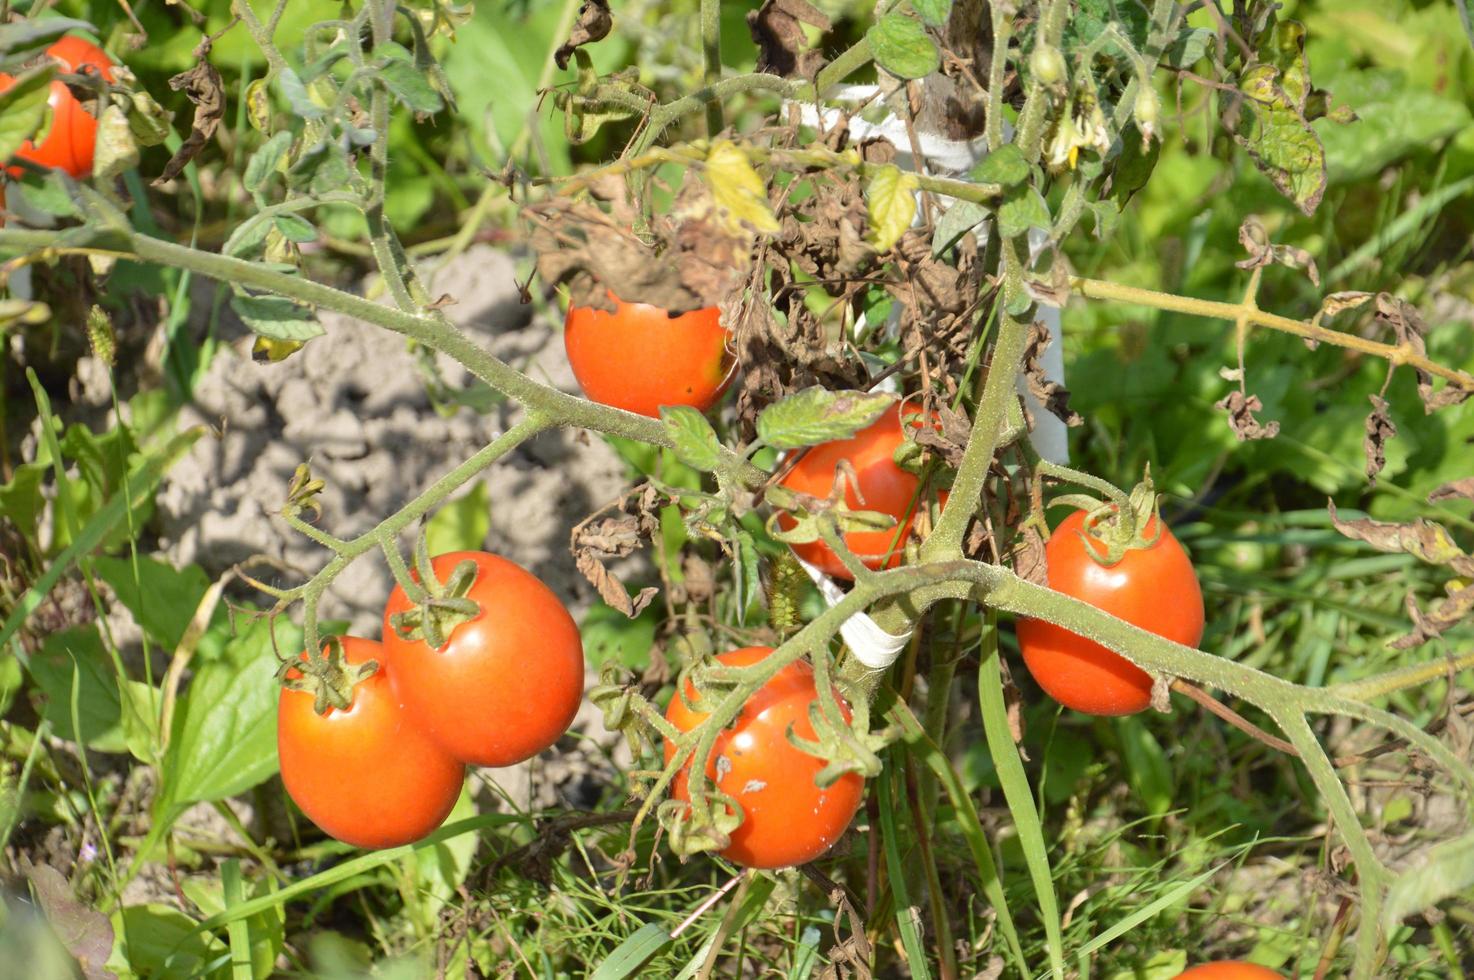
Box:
1165;27;1214;68
27;626;155;754
1383;831;1474;931
909;0;953;28
160;616;297;810
1317;68;1471;183
756;388;894;451
590;923;673;980
580;601;660;671
865;165;919;252
276;67;325;120
0;19;92;60
996;185;1051;239
0;65;56;163
378;54;445;114
0;462;46;542
425;480;491;555
1231;24;1327;215
1115;715;1172;816
866;14;939;80
231;294;325;343
1089;198;1120;239
408;788;479;929
91;556;212;652
273;214;318;244
288;141;354;196
243;131;293;194
932;200;987;255
970;144;1029;187
184;861;285;980
661;406;723;473
106;905;224;978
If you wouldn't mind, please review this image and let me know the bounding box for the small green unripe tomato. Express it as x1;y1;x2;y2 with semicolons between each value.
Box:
1030;44;1067;89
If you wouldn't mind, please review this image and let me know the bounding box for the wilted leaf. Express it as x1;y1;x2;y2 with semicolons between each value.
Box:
1022;321;1082;428
153;54;224;185
1328;502;1473;573
554;0;612;71
1428;478;1474;504
1231;22;1327;215
572;514;658;618
1236;215;1319;285
1392;583;1474;649
706;141;780;235
1318;290;1374;320
756;388;893;450
1214;390;1280;441
932;199;986;254
1363;394;1396;486
866;13;939;80
92;104;139;180
25;863;115;980
747;0;830;80
865;165;918;253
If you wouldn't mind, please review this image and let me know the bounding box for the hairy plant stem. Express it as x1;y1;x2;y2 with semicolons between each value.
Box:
699;0;723;137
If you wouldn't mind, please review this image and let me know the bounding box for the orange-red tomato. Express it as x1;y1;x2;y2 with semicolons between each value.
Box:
564;293;733;417
1;36;115;179
777;403;938;580
664;646;865;869
277;637;465;849
382;551;584;768
1173;963;1284;979
1016;509;1204;716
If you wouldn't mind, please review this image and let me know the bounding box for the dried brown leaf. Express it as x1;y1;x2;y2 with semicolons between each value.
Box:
1390;583;1474;649
1327;502;1474;574
555;0;613;70
1236;215;1320;285
1022;320;1083;428
1428;478;1474;504
1363;394;1396;486
1214;390;1280;441
153;56;223;185
748;0;831;81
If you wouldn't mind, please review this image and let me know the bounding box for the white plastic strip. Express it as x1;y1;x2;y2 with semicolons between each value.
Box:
796;555;913;670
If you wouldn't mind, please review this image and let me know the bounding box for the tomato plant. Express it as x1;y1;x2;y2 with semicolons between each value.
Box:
776;403;938;580
277;636;465;849
1016;508;1205;716
382;550;584;767
1173;963;1284;979
663;646;865;870
0;35;115;179
564;293;733;418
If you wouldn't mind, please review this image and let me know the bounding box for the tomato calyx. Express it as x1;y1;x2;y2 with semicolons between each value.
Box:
386;552;482;650
277;636;379;715
1052;471;1164;567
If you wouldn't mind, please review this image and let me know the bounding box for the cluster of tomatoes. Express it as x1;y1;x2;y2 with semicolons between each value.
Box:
0;35;115;183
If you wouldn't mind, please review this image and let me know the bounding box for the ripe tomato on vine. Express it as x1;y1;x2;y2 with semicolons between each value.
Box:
382;550;584;768
564;293;733;418
277;637;465;849
1016;507;1204;716
663;646;865;869
0;36;115;180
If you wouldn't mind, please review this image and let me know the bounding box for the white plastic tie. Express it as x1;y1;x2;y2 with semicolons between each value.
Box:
796;556;913;670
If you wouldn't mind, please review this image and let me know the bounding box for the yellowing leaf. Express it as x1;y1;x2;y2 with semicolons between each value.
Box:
865;165;919;252
705;141;779;235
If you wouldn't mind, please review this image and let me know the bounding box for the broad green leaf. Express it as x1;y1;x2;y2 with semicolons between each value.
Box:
661;406;723;473
160;616;298;810
910;0;953;28
866;14;939;80
1089;198;1120;239
273;214;317;244
756;388;893;451
1165;27;1214;68
425;480;491;555
970;144;1029;187
590;923;673;980
28;626;155;754
0;65;55;163
92;556;212;652
996;185;1051;239
1317;67;1471;183
231;294;325;343
1232;24;1327;215
0;19;92;60
91;104;138;181
865;165;919;252
106;905;224;978
243;131;293;194
1116;715;1172;816
706;140;779;234
378;55;444;114
288;141;354;196
0;462;46;542
580;601;660;671
276;67;325;120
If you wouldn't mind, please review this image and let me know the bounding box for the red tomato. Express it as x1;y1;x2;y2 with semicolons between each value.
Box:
664;646;865;869
776;403;939;581
1;36;115;179
382;551;584;767
564;293;733;418
1016;509;1204;716
277;637;465;849
1173;963;1284;979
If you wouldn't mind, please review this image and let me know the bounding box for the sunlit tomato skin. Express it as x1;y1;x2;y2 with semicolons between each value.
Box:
663;646;865;869
777;404;939;581
1016;510;1204;716
382;551;584;768
2;36;116;179
1173;963;1284;979
277;637;465;849
564;294;733;418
